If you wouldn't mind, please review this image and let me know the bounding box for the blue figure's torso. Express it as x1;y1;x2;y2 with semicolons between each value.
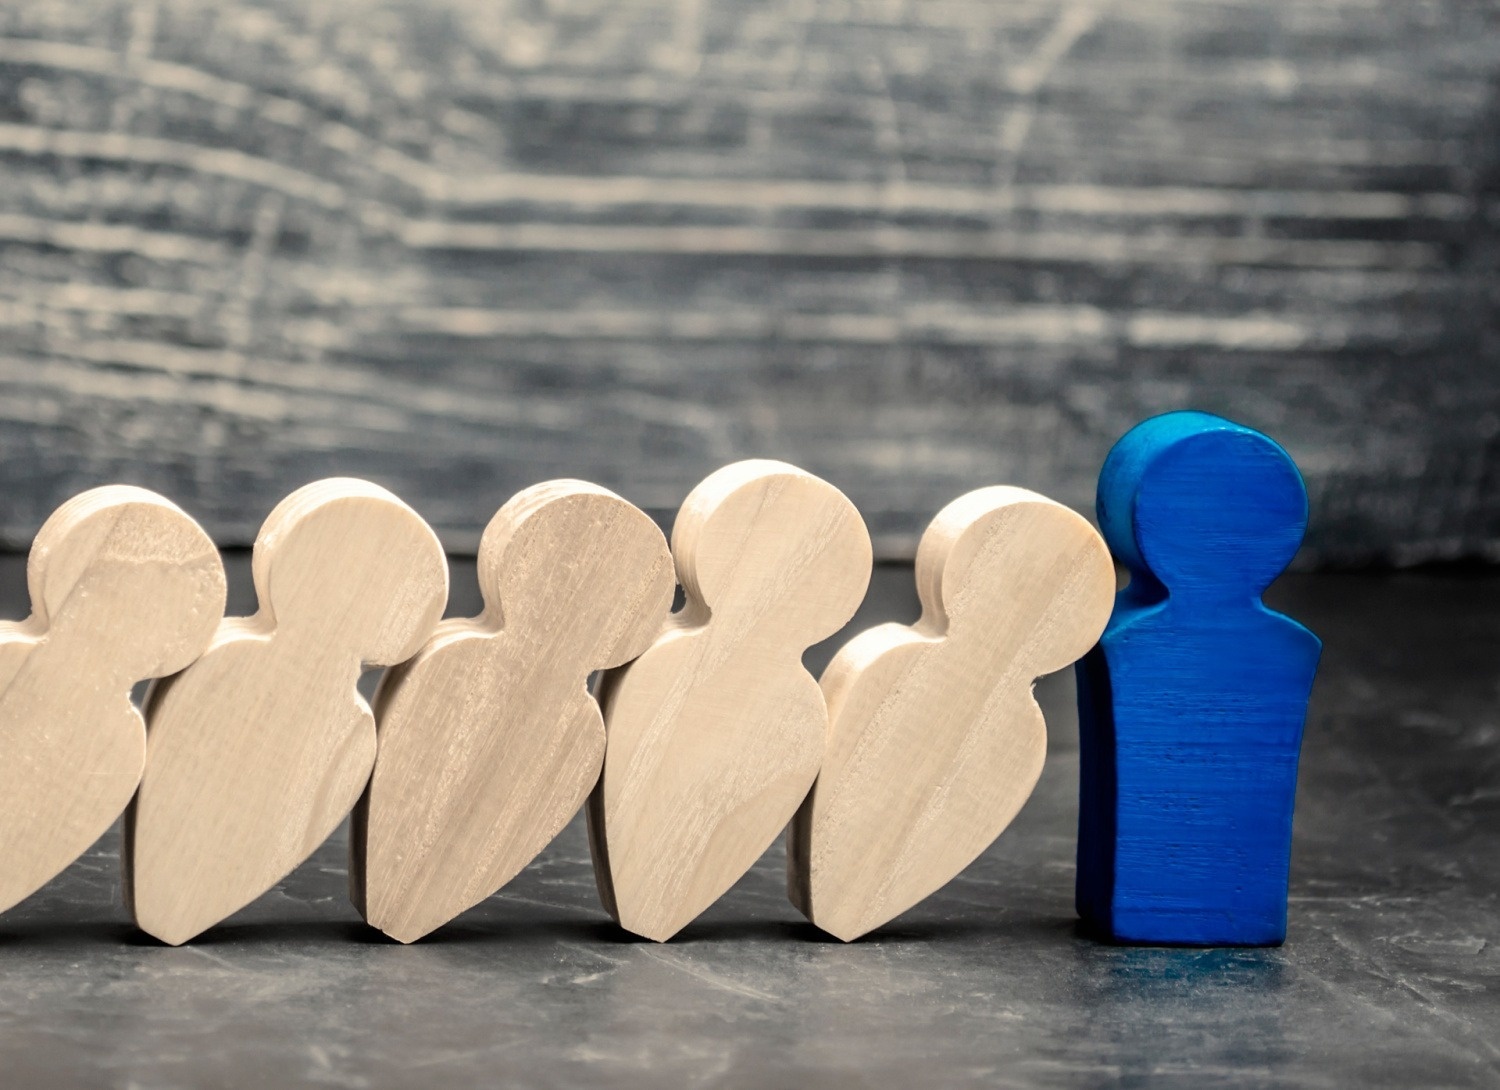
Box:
1077;585;1320;944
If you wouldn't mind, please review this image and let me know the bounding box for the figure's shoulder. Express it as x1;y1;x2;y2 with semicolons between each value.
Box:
1098;588;1167;646
1258;602;1324;664
1097;591;1321;706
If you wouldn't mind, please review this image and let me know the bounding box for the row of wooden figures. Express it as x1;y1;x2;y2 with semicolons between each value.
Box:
0;410;1320;948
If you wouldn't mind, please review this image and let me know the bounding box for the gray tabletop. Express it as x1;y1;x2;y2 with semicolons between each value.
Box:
0;561;1495;1089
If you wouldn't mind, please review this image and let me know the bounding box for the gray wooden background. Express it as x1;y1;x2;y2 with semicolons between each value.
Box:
0;1;1495;563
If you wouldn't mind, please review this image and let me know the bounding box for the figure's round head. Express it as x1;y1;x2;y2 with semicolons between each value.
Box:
1098;412;1308;596
672;460;871;647
917;486;1114;674
30;486;226;679
253;479;448;664
477;480;674;668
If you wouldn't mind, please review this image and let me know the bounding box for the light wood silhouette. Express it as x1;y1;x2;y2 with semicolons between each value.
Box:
789;486;1114;941
127;479;448;945
353;481;675;942
0;487;225;916
588;460;872;941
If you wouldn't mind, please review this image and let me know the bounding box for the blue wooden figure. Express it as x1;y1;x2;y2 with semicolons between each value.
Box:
1076;410;1321;945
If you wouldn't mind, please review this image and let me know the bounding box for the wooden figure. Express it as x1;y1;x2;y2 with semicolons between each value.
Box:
0;487;225;916
352;481;675;943
126;479;448;945
1076;411;1322;946
588;460;872;942
789;487;1115;940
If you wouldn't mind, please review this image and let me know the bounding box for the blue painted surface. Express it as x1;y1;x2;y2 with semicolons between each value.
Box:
1076;411;1322;946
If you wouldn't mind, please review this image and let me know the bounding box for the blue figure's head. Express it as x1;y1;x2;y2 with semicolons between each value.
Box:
1097;411;1309;601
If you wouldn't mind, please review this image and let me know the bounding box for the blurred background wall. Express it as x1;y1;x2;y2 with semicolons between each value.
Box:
0;0;1495;563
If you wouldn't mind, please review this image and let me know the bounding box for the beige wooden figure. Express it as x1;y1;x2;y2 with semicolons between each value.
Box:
588;460;872;941
788;486;1115;941
0;487;225;916
352;481;675;943
127;479;448;945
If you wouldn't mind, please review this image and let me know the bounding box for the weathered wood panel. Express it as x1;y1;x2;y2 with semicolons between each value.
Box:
0;0;1495;562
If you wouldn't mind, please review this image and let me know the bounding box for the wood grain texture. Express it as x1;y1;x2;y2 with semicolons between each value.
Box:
588;459;872;941
0;2;1494;564
126;477;448;945
0;485;224;915
352;480;674;943
1076;411;1322;946
789;485;1114;941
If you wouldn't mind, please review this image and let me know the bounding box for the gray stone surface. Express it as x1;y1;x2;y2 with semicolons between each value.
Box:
0;560;1496;1088
0;2;1497;564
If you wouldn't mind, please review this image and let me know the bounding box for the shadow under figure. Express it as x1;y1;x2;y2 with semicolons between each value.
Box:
1076;411;1322;946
